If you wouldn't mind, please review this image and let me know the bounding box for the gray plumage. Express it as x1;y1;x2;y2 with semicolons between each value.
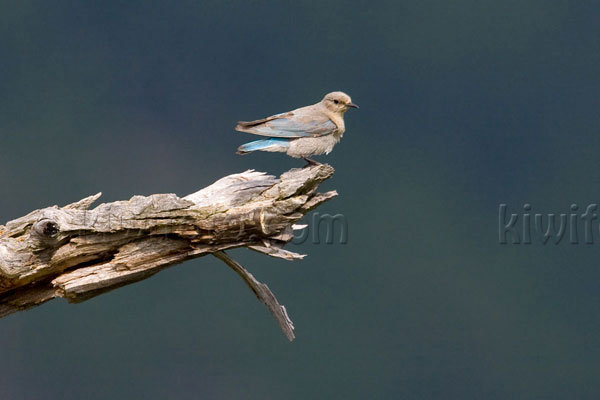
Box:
236;91;358;162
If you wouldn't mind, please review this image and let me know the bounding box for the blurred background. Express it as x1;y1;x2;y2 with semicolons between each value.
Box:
1;1;599;398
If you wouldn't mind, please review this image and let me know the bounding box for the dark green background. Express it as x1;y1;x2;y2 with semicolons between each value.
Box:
2;1;599;398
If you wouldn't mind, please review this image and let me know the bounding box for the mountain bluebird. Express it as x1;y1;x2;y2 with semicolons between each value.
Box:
236;91;358;165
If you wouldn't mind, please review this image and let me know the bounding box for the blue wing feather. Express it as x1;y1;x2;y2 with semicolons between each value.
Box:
236;114;337;138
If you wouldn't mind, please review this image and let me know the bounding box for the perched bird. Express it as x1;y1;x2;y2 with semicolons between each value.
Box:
236;91;358;165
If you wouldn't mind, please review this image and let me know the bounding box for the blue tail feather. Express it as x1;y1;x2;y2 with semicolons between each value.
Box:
237;138;290;154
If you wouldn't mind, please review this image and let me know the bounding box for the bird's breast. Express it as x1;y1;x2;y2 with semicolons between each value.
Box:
325;112;345;136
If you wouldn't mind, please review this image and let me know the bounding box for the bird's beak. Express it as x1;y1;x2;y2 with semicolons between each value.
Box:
347;102;359;109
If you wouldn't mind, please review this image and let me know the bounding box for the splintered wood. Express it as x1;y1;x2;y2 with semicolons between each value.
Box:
0;165;337;341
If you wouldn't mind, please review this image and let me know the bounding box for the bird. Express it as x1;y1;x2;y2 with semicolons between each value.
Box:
235;91;358;165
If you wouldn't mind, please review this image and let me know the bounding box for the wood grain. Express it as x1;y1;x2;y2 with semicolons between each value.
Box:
0;164;336;340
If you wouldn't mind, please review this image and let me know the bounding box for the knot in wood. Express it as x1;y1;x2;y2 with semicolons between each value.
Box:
32;219;60;238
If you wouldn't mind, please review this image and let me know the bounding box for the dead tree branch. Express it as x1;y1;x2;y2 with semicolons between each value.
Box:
0;164;337;341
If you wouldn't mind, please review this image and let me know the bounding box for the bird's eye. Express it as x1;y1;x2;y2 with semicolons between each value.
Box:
333;100;339;104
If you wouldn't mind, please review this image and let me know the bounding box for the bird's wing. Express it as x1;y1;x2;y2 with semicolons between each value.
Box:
236;111;336;138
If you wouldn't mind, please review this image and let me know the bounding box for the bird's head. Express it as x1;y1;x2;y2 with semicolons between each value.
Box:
322;91;359;114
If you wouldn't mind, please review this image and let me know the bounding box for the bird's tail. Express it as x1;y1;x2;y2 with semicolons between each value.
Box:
236;138;290;155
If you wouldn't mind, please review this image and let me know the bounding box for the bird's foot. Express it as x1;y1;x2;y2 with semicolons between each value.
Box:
302;157;322;167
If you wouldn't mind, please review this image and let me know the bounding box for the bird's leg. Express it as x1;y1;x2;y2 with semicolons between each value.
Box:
302;157;322;167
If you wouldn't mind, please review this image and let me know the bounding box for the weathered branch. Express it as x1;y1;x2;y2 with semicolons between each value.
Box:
213;251;295;341
0;164;337;341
